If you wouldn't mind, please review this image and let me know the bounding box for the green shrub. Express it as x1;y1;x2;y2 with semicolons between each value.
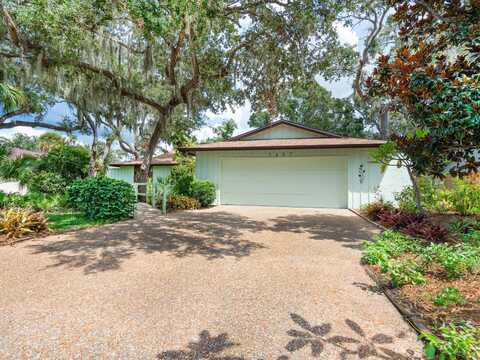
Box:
190;180;216;207
433;287;465;307
67;176;136;220
38;145;89;183
27;171;66;194
0;191;6;207
170;163;195;196
361;230;418;267
448;178;480;216
420;243;480;279
395;176;450;213
385;258;426;287
167;194;200;210
421;323;480;360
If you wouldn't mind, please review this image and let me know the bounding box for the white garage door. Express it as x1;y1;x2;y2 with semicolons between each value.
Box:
220;157;347;208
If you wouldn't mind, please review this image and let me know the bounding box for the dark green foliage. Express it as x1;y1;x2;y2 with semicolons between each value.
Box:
38;145;89;183
190;180;216;207
167;195;200;211
169;160;216;207
170;162;196;197
27;171;66;194
433;287;465;307
67;176;136;220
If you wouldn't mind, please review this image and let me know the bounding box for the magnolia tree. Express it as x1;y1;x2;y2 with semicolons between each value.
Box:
368;0;480;211
0;0;359;180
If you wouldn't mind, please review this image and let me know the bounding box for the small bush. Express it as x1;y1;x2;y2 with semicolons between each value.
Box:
449;178;480;216
0;208;48;239
27;171;66;194
449;218;480;236
421;323;480;360
38;145;90;183
170;163;195;196
385;258;426;287
361;231;418;267
361;201;394;221
377;209;426;229
403;220;450;243
395;176;450;213
167;194;200;210
67;176;136;220
190;180;216;207
420;243;480;279
433;287;465;307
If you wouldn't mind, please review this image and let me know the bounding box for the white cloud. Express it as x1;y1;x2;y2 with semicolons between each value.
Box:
0;127;47;139
334;21;359;47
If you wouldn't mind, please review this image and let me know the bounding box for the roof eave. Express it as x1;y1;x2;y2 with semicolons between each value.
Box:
179;143;384;153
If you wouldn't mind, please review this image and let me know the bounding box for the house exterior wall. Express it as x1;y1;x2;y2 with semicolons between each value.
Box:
107;166;134;183
0;181;28;195
195;148;411;209
107;165;174;185
244;124;325;140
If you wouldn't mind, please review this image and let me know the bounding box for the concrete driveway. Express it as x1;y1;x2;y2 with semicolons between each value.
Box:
0;205;423;359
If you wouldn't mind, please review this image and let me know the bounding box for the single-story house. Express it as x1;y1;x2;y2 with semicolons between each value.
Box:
107;153;178;184
0;148;44;195
180;120;411;209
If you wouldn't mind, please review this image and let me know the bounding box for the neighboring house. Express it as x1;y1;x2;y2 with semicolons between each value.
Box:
180;120;411;209
107;153;178;185
0;148;44;195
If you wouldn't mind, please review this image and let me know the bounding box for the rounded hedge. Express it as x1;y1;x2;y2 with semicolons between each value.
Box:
67;176;136;220
190;179;216;207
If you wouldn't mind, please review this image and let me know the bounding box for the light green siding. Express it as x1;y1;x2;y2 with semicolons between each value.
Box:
107;165;174;185
107;166;134;183
152;166;174;183
244;124;325;140
195;148;411;209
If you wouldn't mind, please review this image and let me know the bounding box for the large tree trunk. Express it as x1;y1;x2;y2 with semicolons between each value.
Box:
379;107;389;140
85;114;98;177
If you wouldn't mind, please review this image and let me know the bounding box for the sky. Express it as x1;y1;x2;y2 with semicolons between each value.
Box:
1;21;363;146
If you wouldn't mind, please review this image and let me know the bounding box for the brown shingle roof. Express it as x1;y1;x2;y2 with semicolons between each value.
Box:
8;148;44;160
109;153;178;167
180;137;385;152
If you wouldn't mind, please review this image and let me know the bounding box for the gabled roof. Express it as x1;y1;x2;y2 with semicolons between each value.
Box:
229;120;342;140
181;137;385;152
109;152;178;167
179;120;385;152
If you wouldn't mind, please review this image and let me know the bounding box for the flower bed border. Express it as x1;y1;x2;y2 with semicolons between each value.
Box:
350;208;431;337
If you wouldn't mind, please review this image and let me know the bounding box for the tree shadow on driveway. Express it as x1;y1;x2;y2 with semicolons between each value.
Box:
269;213;379;250
28;208;268;274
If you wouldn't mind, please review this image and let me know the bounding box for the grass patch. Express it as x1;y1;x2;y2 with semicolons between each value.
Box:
46;212;110;232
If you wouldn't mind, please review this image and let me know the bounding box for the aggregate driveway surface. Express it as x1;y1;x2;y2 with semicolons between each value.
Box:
0;205;424;359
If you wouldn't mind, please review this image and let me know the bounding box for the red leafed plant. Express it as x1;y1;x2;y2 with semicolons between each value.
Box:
377;210;426;229
402;220;450;243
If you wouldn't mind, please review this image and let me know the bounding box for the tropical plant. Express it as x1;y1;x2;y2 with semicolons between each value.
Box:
0;208;48;239
67;176;136;220
421;323;480;360
448;179;480;216
156;177;173;215
167;195;200;211
360;200;394;221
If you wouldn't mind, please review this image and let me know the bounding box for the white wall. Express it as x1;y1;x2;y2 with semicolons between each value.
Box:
0;181;28;195
195;148;411;209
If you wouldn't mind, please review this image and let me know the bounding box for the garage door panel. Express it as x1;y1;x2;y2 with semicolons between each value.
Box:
220;157;347;208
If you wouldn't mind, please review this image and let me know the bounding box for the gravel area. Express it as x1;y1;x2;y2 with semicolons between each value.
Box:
0;205;424;359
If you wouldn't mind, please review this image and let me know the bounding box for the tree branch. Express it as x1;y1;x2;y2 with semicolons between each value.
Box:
0;119;85;132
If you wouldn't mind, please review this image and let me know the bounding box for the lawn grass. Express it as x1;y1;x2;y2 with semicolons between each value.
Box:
46;212;110;232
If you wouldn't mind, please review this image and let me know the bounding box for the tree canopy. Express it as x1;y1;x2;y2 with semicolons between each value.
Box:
1;0;358;178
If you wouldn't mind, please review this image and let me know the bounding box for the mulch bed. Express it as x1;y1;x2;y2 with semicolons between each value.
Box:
360;210;480;336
